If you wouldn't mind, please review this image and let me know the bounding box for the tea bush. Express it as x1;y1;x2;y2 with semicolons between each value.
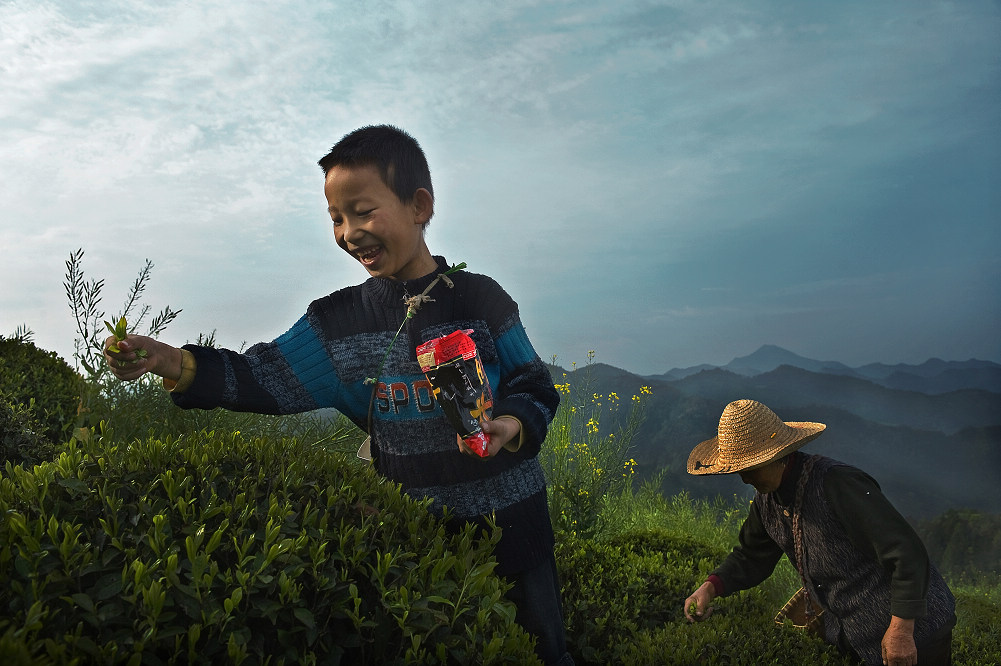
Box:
556;529;850;665
0;399;60;468
0;332;82;452
0;430;538;665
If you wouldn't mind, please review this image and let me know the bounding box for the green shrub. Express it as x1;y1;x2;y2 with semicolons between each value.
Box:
0;399;60;467
557;529;849;665
599;480;751;553
557;529;722;663
0;337;82;460
0;430;538;665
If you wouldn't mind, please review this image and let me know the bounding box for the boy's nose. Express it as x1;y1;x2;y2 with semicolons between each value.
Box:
342;217;368;242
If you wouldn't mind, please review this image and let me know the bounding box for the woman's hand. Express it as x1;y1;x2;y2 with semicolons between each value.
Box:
881;616;917;666
684;581;717;622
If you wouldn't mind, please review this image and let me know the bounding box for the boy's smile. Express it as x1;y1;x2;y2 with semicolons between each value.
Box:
324;164;436;281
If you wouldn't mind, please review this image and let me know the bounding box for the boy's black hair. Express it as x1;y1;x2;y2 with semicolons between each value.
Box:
318;125;434;208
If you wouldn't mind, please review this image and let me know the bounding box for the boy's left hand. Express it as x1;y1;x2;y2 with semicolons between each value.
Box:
457;417;520;458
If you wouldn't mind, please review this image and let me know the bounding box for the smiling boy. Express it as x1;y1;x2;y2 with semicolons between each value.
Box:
105;125;573;665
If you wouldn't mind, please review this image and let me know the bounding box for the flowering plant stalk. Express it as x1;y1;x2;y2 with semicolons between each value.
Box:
539;351;651;539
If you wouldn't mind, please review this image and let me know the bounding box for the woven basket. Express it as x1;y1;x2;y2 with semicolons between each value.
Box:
774;587;824;637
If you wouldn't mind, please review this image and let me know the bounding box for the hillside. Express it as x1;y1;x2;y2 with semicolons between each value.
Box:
557;351;1001;520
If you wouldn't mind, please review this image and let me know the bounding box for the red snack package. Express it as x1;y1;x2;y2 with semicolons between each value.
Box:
416;329;494;456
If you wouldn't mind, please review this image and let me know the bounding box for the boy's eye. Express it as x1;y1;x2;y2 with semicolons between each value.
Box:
358;209;374;217
331;216;343;228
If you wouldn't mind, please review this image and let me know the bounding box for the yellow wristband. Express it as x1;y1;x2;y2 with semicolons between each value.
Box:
162;349;197;393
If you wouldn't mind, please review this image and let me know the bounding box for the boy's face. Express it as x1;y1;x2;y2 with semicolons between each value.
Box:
324;164;435;281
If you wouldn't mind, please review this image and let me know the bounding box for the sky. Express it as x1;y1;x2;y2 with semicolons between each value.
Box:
1;0;999;376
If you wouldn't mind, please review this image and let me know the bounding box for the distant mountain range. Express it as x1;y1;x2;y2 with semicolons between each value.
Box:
552;345;1001;520
650;344;1001;394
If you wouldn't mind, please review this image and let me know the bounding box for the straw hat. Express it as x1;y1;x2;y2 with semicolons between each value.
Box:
687;399;826;475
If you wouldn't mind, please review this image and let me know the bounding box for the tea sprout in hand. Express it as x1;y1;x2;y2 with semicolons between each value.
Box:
105;316;147;363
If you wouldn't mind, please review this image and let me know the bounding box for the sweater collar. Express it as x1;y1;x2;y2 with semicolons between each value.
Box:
365;255;451;304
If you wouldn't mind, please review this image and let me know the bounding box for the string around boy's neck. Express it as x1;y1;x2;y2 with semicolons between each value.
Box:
363;260;468;387
363;260;469;454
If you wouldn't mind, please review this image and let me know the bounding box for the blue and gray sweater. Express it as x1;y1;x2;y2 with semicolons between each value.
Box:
171;257;560;575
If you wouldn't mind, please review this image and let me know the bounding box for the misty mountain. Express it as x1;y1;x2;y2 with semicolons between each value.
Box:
855;357;1001;380
649;344;855;380
670;365;999;435
868;366;1001;394
724;344;857;377
651;345;1001;394
648;363;717;381
555;351;1001;520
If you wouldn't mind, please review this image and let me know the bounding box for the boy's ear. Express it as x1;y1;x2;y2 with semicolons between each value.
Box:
413;188;434;225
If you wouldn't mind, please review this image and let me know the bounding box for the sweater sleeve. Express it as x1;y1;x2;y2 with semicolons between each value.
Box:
824;466;931;619
491;315;560;459
468;273;559;459
171;310;344;416
713;500;786;596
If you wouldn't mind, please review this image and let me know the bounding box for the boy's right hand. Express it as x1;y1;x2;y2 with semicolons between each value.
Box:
104;335;159;382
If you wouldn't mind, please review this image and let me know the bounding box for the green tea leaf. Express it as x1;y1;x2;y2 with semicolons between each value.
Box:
105;317;130;341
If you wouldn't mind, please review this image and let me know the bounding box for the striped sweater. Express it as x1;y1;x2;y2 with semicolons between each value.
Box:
171;257;560;575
